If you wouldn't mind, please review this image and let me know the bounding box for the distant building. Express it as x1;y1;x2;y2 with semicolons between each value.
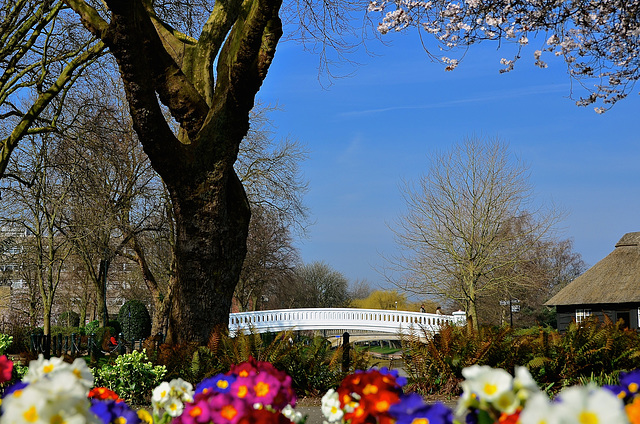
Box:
0;224;149;326
545;232;640;331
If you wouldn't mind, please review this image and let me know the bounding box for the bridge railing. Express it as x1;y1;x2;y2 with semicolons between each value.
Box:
229;308;466;336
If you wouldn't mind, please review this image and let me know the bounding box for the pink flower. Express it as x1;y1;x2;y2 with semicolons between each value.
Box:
209;393;249;424
0;355;13;383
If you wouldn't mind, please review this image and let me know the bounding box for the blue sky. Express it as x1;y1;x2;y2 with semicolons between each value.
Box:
258;27;640;290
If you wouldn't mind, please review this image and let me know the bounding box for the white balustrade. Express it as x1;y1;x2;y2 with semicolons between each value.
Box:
228;308;466;336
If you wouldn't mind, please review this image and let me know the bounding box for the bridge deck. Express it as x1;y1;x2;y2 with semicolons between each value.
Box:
229;307;466;336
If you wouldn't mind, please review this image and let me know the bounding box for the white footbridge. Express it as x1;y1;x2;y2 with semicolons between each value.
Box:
228;308;466;339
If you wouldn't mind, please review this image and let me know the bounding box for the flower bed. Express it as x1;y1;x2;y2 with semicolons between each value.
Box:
1;354;640;423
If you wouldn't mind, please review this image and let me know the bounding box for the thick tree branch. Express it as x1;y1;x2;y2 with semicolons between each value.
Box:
183;0;246;106
102;0;209;151
198;0;283;160
64;0;109;38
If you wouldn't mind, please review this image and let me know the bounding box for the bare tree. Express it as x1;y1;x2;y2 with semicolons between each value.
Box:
0;0;105;173
286;261;350;308
233;103;308;312
388;136;562;329
236;103;309;232
0;134;73;338
234;204;299;311
58;79;164;328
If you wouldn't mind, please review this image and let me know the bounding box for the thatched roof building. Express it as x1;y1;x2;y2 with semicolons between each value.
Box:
545;232;640;331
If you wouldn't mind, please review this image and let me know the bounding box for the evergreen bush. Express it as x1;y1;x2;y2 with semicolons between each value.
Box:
118;300;151;341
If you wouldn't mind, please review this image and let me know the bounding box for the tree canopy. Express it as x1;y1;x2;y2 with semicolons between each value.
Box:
368;0;640;111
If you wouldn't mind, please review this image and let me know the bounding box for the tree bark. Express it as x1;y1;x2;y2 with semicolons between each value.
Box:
165;171;250;343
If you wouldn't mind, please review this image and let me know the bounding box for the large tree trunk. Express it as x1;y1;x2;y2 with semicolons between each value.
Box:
69;0;281;345
165;168;250;344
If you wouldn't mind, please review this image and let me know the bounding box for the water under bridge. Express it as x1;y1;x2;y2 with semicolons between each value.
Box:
228;308;466;343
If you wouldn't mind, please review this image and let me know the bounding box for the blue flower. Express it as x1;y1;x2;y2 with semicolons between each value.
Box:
620;370;640;395
377;366;408;387
90;399;141;424
195;374;236;394
388;393;453;424
2;381;28;398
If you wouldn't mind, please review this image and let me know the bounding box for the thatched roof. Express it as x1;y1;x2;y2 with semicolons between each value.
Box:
545;232;640;306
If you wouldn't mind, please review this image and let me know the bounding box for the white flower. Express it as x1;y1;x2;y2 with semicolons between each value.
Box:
519;36;529;45
513;366;540;401
165;398;185;417
519;392;559;424
554;384;628;424
152;381;173;414
282;405;305;424
69;358;94;389
321;389;345;423
493;389;519;414
2;368;99;424
547;34;560;45
23;355;66;383
169;378;194;402
461;365;514;403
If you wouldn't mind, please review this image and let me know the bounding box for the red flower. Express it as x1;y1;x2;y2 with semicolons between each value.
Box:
498;409;521;424
237;409;293;424
0;355;13;383
88;387;122;402
338;369;404;424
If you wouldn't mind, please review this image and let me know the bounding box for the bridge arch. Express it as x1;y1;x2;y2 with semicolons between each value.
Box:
229;308;466;336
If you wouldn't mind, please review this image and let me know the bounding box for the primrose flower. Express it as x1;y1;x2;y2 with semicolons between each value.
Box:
461;365;514;404
388;393;453;424
236;408;293;424
554;384;628;424
513;366;540;399
22;354;94;389
88;387;122;402
2;371;99;424
626;397;640;424
518;391;559;424
0;354;13;383
152;378;194;418
281;404;304;424
196;374;236;395
616;370;640;401
22;355;66;382
90;399;141;424
321;389;344;423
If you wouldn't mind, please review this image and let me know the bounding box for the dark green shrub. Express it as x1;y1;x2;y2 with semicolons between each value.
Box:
57;311;80;327
118;300;151;341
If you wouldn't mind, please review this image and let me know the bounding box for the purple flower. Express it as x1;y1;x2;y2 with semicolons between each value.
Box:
378;367;408;387
604;370;640;403
388;393;453;424
620;370;640;395
2;381;28;398
196;374;236;395
90;399;141;424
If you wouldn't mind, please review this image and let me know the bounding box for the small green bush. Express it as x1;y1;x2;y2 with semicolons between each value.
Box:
49;326;84;337
118;300;151;341
57;311;80;327
0;334;12;355
92;350;166;404
84;320;99;335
